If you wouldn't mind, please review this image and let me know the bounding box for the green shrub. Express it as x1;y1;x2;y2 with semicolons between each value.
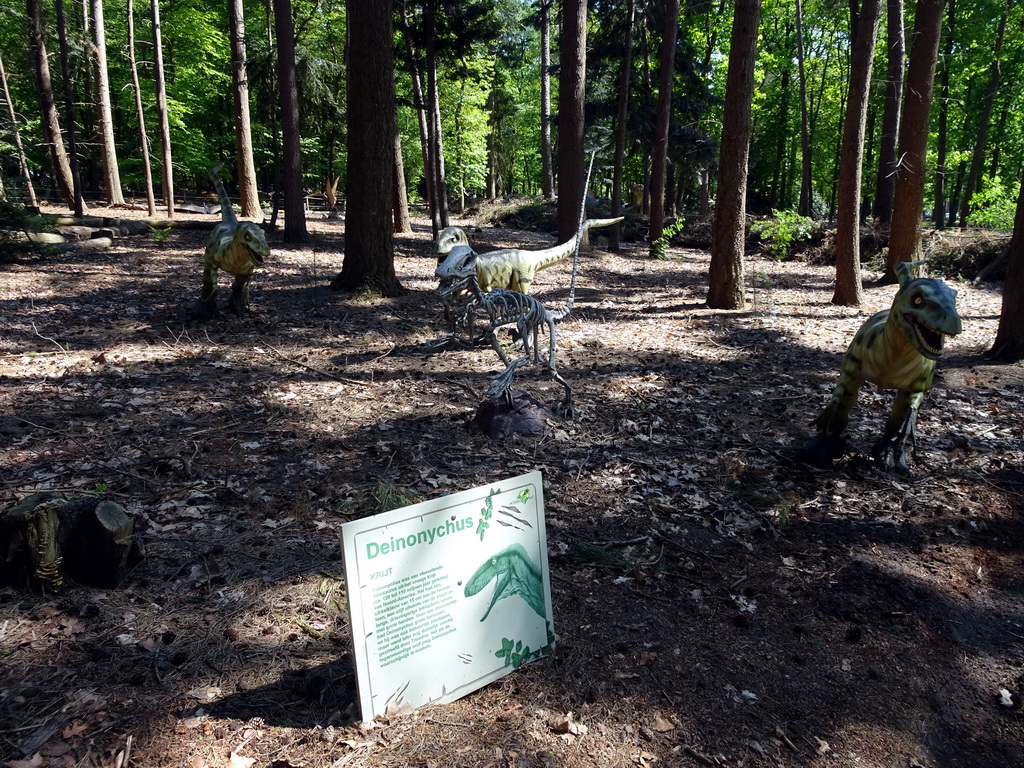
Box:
750;209;815;260
967;177;1017;231
650;217;685;259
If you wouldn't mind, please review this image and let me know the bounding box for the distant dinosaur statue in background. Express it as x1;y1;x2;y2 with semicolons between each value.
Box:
196;165;271;319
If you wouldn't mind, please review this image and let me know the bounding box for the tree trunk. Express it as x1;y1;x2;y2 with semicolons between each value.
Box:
885;0;944;280
262;0;281;227
151;0;174;218
870;0;903;224
78;0;100;193
429;72;449;228
647;0;680;253
54;0;85;217
27;0;75;208
485;84;497;199
88;0;124;205
956;1;1007;228
707;0;761;310
989;176;1024;361
400;4;434;213
0;53;39;208
126;0;156;216
228;0;262;219
424;0;449;232
393;102;411;233
795;0;812;217
833;0;881;306
556;0;587;243
539;0;555;201
609;0;635;252
932;0;954;228
331;0;404;297
274;0;307;242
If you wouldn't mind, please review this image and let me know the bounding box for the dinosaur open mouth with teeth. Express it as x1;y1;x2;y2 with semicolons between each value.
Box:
906;313;945;360
248;247;265;266
437;275;472;299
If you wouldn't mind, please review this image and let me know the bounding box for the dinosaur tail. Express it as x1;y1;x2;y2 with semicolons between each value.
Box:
209;164;238;226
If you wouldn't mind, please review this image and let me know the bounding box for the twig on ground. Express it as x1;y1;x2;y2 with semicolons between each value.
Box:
260;339;369;386
31;322;69;356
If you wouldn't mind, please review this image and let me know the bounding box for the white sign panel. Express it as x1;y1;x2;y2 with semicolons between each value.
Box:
341;471;554;722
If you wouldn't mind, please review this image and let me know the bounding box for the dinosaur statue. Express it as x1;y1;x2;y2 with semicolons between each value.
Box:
434;215;623;296
196;165;271;319
464;543;545;621
797;260;963;472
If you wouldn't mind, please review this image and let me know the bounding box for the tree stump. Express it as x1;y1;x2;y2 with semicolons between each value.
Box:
0;494;145;591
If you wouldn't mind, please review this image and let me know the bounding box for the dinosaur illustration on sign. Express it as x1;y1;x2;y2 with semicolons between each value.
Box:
464;543;545;622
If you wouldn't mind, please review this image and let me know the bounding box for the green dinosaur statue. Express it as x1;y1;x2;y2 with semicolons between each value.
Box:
797;261;963;472
434;216;623;295
464;543;546;621
196;165;271;319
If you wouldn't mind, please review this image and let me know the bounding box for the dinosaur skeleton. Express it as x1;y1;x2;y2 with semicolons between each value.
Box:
196;165;271;319
439;153;601;419
452;274;577;417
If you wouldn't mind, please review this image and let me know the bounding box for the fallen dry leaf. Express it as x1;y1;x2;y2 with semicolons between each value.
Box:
651;715;675;732
227;752;256;768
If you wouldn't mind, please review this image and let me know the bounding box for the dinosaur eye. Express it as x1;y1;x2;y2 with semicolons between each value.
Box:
913;295;925;307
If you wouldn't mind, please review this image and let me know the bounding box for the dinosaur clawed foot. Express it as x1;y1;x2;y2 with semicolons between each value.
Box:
871;437;913;474
193;299;219;322
795;433;847;469
555;400;575;421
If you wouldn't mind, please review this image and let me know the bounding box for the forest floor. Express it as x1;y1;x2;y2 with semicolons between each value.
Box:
1;204;1023;768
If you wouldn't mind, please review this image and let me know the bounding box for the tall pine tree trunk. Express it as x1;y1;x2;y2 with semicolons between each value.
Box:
885;0;944;279
556;0;587;243
932;0;954;228
89;0;123;205
609;0;635;252
151;0;174;218
707;0;761;309
332;0;403;297
539;0;554;201
399;4;433;213
27;0;75;208
647;0;679;253
274;0;307;242
54;0;85;216
0;54;39;208
870;0;903;224
393;92;411;233
228;0;261;219
833;0;881;306
795;0;812;216
989;176;1024;361
424;0;448;232
126;0;155;215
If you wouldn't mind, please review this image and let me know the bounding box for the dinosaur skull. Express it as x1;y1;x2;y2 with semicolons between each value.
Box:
435;243;477;276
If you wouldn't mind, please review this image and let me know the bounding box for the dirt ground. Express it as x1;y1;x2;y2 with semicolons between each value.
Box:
1;204;1022;768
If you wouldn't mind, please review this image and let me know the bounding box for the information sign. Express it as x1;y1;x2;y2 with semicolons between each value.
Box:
341;471;554;722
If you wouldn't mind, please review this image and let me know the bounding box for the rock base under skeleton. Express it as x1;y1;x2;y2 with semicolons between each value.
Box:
472;389;552;441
